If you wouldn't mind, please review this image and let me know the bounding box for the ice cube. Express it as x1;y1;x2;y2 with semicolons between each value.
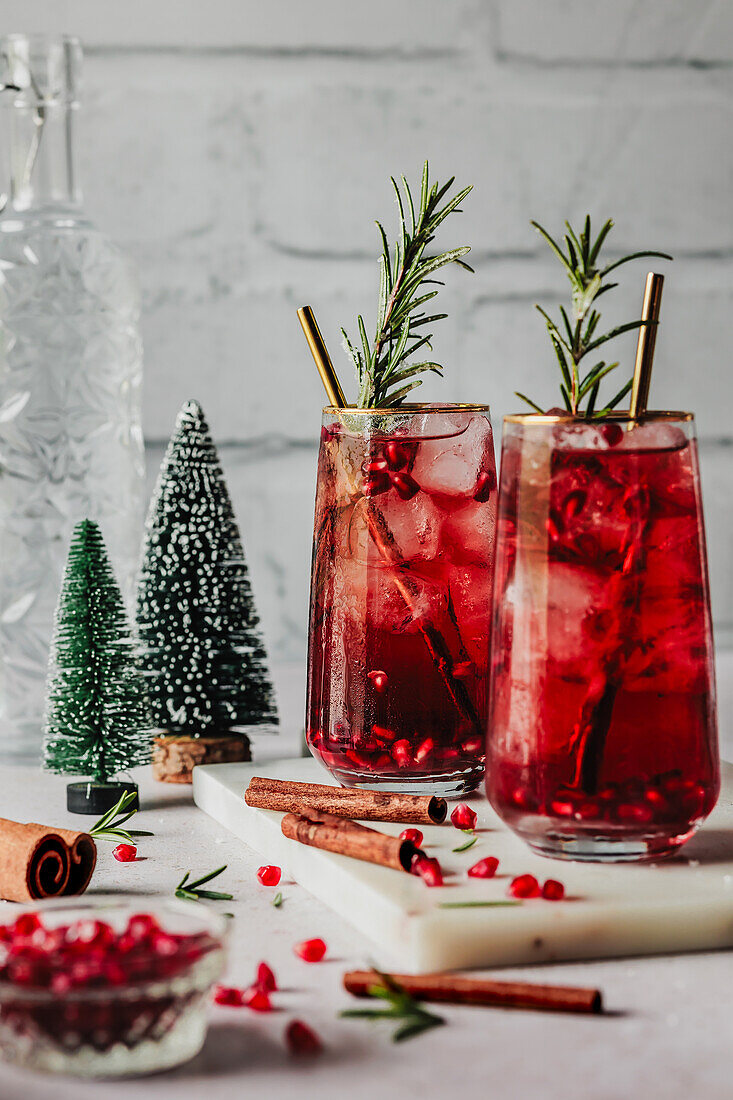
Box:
411;415;494;499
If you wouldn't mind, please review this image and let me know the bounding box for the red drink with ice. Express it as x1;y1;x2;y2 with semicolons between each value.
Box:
487;413;719;860
306;405;497;795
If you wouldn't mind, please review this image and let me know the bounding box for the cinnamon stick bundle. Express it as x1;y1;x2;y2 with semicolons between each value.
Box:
282;810;419;872
344;970;602;1015
246;776;447;825
0;818;97;903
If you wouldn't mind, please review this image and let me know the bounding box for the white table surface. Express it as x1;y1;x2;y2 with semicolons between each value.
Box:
1;653;732;1100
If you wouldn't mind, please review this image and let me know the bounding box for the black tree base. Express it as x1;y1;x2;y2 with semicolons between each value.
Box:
66;780;139;815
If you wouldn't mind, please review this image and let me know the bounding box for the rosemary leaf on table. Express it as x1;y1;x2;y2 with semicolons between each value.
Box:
175;865;233;902
88;790;154;844
340;971;445;1043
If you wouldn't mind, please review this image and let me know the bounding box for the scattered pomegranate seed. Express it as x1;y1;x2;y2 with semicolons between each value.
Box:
508;874;541;899
399;828;424;846
256;961;277;992
112;844;137;863
367;669;389;694
214;985;245;1007
294;938;327;963
389;471;420;500
473;469;496;502
541;879;565;901
384;441;411;470
244;985;272;1012
257;865;282;887
286;1019;323;1056
450;804;477;831
411;854;443;887
467;856;499;879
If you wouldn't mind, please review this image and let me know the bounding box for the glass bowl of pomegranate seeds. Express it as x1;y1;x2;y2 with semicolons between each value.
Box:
0;896;227;1077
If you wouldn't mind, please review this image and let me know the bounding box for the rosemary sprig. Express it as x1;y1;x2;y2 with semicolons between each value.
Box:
437;901;521;909
342;161;473;408
175;865;233;902
340;970;445;1043
520;216;671;416
88;791;154;844
272;892;283;908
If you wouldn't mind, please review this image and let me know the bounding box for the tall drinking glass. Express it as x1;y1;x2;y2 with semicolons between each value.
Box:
306;404;497;796
487;412;719;860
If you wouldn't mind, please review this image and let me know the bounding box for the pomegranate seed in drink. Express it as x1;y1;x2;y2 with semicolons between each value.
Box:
473;469;496;502
367;670;389;694
450;804;477;831
214;985;245;1007
384;441;411;470
294;938;327;963
244;985;272;1012
392;739;412;767
399;828;424;846
541;879;565;901
508;874;541;899
256;961;277;992
362;474;389;497
414;737;434;764
113;844;137;862
257;865;282;887
389;471;420;500
286;1019;323;1056
467;856;499;879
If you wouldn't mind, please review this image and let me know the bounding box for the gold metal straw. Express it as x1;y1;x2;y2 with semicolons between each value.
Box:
629;272;664;418
297;305;347;408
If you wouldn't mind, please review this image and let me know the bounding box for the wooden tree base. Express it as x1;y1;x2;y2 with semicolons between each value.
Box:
152;734;251;784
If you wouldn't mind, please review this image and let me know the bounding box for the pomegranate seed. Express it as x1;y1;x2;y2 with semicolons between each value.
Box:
367;669;388;694
400;828;424;846
256;961;277;992
113;843;137;862
508;874;541;899
562;489;587;520
411;854;443;887
467;856;499;879
389;471;420;500
363;458;389;474
600;423;623;447
392;739;412;767
286;1019;323;1056
13;914;42;938
450;804;477;831
461;736;483;755
214;985;245;1007
372;724;397;743
550;798;575;817
125;913;159;941
384;441;411;470
413;737;434;764
152;932;179;957
545;511;564;541
542;879;565;901
257;865;282;887
363;474;389;497
244;985;272;1012
294;938;327;963
617;803;653;824
452;661;473;679
473;469;496;502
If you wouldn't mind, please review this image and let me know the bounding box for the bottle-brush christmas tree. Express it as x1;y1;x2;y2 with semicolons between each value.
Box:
137;401;277;769
44;520;153;814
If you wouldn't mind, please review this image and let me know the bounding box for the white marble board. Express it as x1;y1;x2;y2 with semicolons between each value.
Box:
192;758;733;974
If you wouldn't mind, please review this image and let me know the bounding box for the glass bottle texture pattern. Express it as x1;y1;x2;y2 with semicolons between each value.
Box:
0;36;144;760
486;414;719;861
306;404;497;796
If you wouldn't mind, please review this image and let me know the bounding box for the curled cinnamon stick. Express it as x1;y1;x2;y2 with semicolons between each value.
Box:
344;970;602;1015
0;818;97;903
246;776;447;825
282;810;419;872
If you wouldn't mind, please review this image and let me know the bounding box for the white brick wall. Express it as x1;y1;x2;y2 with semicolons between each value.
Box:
5;0;732;666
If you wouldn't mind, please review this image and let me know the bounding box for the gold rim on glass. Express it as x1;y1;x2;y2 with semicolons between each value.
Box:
323;403;491;415
504;410;693;424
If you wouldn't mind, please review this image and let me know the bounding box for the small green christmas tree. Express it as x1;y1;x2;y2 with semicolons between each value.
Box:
137;400;278;743
44;520;153;783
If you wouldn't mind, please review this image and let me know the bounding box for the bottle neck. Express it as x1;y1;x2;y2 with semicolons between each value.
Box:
4;102;81;213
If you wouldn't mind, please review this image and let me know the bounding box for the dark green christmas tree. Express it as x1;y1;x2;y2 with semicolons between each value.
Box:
137;400;278;742
44;520;154;781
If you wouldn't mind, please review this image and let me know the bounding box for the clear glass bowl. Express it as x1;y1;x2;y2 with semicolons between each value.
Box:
0;896;227;1077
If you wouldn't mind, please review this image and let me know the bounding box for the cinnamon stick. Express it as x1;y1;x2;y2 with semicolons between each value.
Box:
246;776;447;825
281;810;419;872
0;818;97;903
343;970;602;1015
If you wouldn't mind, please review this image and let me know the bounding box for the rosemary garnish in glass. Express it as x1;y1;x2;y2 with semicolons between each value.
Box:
342;161;473;408
517;217;672;416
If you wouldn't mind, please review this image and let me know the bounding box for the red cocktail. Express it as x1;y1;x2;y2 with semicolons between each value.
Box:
307;405;497;795
487;413;719;860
